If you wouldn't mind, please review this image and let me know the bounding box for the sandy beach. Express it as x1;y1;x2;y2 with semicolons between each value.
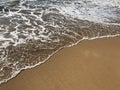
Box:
0;36;120;90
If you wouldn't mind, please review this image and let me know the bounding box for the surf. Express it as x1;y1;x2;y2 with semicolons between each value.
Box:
0;0;120;84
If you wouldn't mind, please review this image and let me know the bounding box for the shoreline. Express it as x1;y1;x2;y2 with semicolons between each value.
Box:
0;36;120;89
0;34;120;85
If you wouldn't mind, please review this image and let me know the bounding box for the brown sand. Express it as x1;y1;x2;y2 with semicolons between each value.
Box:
0;37;120;90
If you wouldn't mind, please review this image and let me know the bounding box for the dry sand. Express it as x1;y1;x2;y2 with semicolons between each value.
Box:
0;37;120;90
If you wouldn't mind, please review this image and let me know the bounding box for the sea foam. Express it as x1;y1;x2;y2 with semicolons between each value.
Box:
0;0;120;84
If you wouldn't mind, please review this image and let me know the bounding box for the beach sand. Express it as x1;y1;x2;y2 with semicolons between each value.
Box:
0;37;120;90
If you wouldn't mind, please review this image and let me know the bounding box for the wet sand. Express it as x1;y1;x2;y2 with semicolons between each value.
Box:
0;36;120;90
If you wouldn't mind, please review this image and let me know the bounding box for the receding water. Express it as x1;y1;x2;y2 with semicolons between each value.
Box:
0;0;120;84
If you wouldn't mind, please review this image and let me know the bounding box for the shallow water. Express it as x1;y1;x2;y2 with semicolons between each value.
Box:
0;0;120;84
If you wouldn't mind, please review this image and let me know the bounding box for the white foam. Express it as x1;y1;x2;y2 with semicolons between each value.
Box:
56;0;120;24
0;0;120;49
0;0;120;84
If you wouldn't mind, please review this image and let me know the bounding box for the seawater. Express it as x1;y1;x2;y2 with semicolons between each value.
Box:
0;0;120;84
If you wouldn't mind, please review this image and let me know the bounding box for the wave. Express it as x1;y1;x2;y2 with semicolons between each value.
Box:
0;0;120;84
